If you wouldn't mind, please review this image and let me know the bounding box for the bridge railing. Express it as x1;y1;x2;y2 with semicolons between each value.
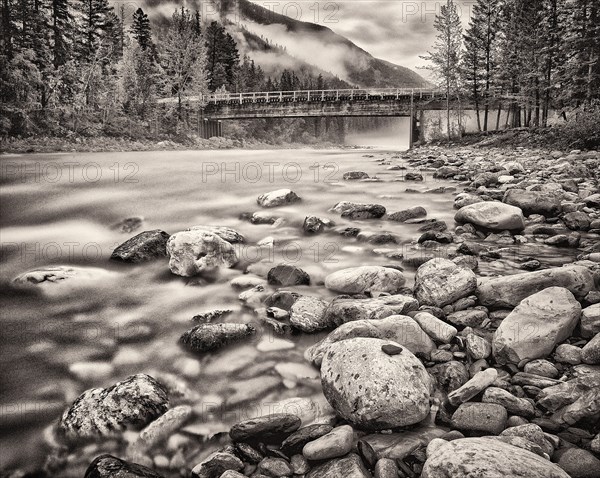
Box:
201;88;444;105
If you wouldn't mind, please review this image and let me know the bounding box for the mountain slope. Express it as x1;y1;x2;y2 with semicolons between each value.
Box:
141;0;430;88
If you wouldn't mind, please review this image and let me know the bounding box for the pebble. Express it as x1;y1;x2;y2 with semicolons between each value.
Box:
229;414;301;442
303;425;354;460
447;368;498;406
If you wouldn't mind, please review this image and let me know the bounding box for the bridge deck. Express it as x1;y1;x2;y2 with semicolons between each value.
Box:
158;88;447;119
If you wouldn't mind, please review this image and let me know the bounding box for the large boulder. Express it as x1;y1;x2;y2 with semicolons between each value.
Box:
110;230;170;263
305;315;436;366
320;338;431;430
414;258;477;307
422;437;570;478
59;374;168;442
455;201;525;231
492;287;581;364
503;189;561;217
324;295;419;326
257;189;301;207
167;230;237;276
477;265;595;308
324;266;406;295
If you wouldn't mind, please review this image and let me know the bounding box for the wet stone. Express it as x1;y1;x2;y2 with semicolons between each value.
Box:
281;424;334;455
306;453;371;478
191;452;243;478
451;402;508;435
303;425;354;460
84;454;164;478
110;230;170;263
267;264;310;286
180;323;255;353
229;414;301;442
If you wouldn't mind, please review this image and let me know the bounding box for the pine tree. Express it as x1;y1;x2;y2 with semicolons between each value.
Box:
131;8;152;51
50;0;72;67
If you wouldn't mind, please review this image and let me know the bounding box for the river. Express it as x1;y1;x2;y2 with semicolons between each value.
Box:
0;147;578;474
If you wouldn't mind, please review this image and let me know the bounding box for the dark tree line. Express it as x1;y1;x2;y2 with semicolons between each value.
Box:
0;1;347;139
424;0;600;134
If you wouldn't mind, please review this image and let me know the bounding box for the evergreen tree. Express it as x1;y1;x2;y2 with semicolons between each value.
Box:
50;0;72;67
131;8;152;51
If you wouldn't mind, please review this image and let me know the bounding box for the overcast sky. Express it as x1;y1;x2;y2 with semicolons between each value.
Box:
248;0;475;72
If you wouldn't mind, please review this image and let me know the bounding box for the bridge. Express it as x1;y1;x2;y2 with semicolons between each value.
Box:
159;88;450;145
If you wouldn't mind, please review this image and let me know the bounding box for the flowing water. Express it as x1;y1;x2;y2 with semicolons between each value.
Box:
0;147;578;473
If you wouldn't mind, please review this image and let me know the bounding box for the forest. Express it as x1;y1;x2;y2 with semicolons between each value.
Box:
0;0;599;148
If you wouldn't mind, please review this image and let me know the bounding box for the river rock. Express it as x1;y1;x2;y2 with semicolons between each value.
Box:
303;215;330;233
465;333;491;359
581;304;600;338
135;405;192;450
191;451;243;478
500;424;554;456
455;201;525;231
447;367;498;406
59;374;168;441
303;424;354;460
414;258;478;307
422;437;570;478
257;189;301;207
320;338;431;430
187;225;245;243
581;333;600;364
306;453;371;478
563;211;591;231
551;387;600;425
387;206;427;222
289;296;330;332
503;189;561;217
343;171;370;180
477;265;595;308
536;375;600;412
429;361;470;393
84;454;164;478
110;230;170;263
180;323;256;353
257;457;294;476
492;287;581;364
524;359;559;378
267;264;310;286
305;315;436;366
556;447;600;478
281;424;334;455
230;413;301;442
451;402;507;434
324;266;406;294
454;193;483;209
482;387;535;417
167;230;237;276
324;294;419;326
331;201;386;219
413;311;458;343
12;266;118;294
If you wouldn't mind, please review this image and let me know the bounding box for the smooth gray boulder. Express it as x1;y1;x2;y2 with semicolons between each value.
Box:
422;437;570;478
414;258;477;307
324;295;419;326
320;338;431;430
324;266;406;295
305;315;436;366
455;201;525;231
492;287;581;364
289;296;330;332
503;189;561;217
477;265;595;308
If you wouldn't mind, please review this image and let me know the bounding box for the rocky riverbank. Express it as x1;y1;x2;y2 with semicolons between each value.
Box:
6;145;600;478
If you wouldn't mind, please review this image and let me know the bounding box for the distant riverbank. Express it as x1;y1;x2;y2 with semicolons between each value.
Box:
0;135;346;155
